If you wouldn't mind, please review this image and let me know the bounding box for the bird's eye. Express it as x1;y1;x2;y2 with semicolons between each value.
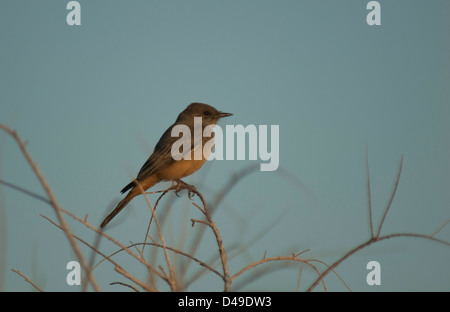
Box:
204;111;210;116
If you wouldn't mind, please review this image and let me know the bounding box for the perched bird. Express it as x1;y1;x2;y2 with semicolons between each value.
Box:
100;102;232;228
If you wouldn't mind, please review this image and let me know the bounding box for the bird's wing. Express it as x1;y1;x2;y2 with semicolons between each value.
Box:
135;123;202;181
136;125;177;180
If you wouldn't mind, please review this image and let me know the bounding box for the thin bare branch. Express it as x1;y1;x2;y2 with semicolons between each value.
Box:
137;182;177;291
191;188;231;291
231;255;327;291
365;145;374;237
11;269;43;292
0;124;100;291
296;267;303;292
0;179;50;205
184;164;259;275
431;219;450;238
142;189;169;254
306;258;351;291
115;266;155;292
110;281;140;292
191;218;210;227
306;230;450;292
378;232;450;247
376;154;403;238
57;203;168;284
40;213;161;291
92;242;224;282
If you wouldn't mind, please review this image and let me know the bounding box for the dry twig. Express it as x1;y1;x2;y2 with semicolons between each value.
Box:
0;124;100;291
11;269;43;292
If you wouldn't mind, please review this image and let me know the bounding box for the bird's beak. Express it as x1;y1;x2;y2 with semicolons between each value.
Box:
218;111;233;118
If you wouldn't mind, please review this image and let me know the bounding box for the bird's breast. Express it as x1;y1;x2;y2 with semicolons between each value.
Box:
158;158;208;180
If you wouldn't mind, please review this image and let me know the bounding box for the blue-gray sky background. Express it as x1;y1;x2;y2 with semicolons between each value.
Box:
1;0;449;291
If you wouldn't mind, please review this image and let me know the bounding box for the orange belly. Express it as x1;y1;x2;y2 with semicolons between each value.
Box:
158;158;208;181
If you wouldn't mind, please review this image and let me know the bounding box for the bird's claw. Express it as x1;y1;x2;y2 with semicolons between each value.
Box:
170;180;197;199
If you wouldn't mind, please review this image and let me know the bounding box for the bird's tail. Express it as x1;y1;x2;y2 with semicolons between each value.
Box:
100;194;133;228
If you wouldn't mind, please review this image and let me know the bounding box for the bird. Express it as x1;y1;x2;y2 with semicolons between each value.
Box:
100;102;232;228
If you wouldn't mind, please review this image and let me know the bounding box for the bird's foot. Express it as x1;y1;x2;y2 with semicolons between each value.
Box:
170;179;198;199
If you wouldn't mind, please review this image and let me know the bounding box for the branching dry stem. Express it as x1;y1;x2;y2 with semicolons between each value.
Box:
2;121;449;292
